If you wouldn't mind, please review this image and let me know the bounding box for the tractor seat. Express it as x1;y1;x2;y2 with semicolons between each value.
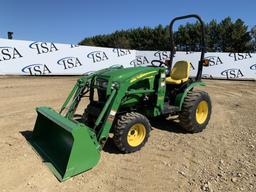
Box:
165;60;191;85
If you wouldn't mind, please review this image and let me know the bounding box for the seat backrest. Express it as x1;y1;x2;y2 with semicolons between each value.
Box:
170;60;190;80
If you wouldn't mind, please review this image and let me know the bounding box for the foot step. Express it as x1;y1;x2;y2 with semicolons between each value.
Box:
162;104;179;114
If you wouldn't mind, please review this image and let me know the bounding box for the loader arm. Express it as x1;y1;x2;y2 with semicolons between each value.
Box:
59;65;124;119
59;75;94;119
57;75;124;149
97;86;125;143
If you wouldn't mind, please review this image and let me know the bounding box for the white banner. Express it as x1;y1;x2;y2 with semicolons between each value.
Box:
0;38;136;75
0;38;255;80
136;51;256;80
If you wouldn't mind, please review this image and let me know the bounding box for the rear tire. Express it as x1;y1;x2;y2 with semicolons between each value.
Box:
113;112;151;153
179;91;211;133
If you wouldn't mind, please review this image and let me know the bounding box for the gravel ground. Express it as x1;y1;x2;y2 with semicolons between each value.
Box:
0;76;255;192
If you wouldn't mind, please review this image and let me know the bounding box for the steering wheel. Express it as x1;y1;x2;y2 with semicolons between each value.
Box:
151;60;165;67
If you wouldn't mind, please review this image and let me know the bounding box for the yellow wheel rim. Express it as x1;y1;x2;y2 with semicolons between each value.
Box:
127;123;146;147
196;101;208;124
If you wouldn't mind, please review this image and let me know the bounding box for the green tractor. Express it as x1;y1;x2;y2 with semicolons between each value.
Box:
31;14;211;181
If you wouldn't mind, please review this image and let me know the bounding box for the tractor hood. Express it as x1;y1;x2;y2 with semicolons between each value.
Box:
97;66;159;82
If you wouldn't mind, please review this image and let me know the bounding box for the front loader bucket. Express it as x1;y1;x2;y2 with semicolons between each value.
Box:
30;107;101;181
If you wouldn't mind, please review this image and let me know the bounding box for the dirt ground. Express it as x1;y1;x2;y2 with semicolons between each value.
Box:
0;76;255;192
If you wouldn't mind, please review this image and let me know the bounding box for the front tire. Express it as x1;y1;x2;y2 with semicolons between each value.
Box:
113;112;151;153
179;91;211;133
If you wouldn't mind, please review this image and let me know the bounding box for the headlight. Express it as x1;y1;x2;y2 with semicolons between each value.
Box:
111;82;119;89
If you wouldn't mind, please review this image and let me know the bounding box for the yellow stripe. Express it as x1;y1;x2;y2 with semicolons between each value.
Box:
144;75;154;79
130;71;157;83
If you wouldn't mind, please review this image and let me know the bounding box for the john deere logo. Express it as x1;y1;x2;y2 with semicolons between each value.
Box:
22;64;51;75
113;48;131;57
87;51;109;63
229;53;252;61
29;42;59;55
221;68;244;79
57;57;82;70
130;55;149;66
0;46;23;62
205;56;223;66
154;51;169;60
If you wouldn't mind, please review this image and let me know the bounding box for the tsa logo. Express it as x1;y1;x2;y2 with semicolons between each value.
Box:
87;51;109;63
250;64;256;70
202;74;213;79
113;48;131;57
189;62;195;70
0;46;23;61
221;68;244;79
57;57;82;70
70;44;79;48
205;56;223;66
130;55;149;66
229;53;252;61
154;51;169;60
29;42;59;55
21;64;51;75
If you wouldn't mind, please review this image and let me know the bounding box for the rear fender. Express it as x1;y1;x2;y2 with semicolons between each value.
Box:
174;81;206;110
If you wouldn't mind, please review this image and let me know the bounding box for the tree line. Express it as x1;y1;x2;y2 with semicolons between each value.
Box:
79;17;256;53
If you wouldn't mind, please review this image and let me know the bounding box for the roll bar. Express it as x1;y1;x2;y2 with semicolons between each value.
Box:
169;14;206;81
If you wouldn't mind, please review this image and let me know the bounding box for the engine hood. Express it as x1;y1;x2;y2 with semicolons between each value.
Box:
97;66;160;82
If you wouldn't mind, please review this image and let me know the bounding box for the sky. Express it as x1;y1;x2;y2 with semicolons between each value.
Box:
0;0;255;44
